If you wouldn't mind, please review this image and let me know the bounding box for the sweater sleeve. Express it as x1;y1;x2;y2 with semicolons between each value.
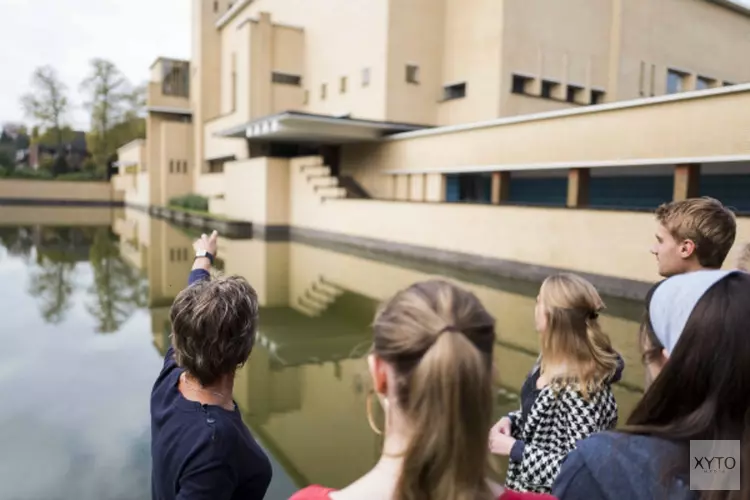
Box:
510;392;611;490
188;268;211;286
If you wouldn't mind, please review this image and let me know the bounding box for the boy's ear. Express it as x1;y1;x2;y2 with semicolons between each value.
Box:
679;239;696;259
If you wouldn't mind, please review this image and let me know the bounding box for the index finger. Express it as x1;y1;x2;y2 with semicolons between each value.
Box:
209;230;219;242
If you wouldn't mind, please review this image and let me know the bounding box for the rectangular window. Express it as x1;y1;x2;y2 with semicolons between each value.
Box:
541;80;559;99
696;76;714;91
183;161;188;174
272;72;302;86
340;76;347;94
213;1;218;12
724;81;735;87
666;69;686;94
566;85;584;104
170;249;175;262
406;64;419;84
320;83;327;100
590;89;605;105
511;74;533;95
442;82;466;101
362;68;371;87
169;160;174;173
208;160;225;173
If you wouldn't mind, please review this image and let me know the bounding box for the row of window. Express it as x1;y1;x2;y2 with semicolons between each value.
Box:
511;74;605;105
169;160;189;174
169;248;190;262
666;68;734;95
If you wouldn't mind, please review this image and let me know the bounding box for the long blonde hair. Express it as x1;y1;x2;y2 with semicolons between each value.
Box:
537;273;618;395
372;280;496;500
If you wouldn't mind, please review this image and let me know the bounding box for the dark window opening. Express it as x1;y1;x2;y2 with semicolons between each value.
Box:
443;82;466;101
512;74;533;94
667;69;686;94
445;174;491;203
272;72;302;86
590;89;605;105
213;1;218;12
696;76;714;91
566;85;584;104
208;160;225;174
406;64;420;84
541;80;559;99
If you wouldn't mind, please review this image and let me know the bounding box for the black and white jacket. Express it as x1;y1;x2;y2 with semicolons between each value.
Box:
504;367;619;494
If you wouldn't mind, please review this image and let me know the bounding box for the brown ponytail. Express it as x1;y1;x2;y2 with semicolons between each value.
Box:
372;280;496;500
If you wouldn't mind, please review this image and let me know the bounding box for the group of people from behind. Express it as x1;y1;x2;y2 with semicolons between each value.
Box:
150;196;748;500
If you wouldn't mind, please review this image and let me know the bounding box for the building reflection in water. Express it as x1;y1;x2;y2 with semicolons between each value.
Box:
114;207;645;490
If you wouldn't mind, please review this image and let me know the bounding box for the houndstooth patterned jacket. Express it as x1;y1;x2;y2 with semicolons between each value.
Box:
504;371;619;494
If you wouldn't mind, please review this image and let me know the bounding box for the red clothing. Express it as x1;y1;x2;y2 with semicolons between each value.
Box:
289;485;556;499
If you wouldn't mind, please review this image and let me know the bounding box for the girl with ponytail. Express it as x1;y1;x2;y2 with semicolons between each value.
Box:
489;273;622;494
290;280;553;500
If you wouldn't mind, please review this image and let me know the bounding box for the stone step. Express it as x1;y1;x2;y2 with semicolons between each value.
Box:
316;186;347;198
310;176;339;189
302;165;330;177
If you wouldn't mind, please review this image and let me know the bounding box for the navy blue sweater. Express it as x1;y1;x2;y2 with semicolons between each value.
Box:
150;269;271;500
552;432;692;500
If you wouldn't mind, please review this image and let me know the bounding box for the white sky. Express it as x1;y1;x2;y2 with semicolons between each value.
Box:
0;0;190;131
1;0;750;131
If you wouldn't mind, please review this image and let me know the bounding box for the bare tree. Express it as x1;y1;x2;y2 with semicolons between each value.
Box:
20;66;69;151
80;59;129;166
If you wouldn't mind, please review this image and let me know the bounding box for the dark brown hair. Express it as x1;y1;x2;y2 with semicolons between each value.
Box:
625;272;750;500
170;276;259;386
655;197;736;268
372;279;496;500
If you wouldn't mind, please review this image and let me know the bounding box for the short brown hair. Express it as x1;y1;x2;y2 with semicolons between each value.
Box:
655;197;736;269
170;276;259;386
739;243;750;272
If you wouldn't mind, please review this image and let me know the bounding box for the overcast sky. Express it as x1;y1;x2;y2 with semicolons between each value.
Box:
0;0;190;131
2;0;750;131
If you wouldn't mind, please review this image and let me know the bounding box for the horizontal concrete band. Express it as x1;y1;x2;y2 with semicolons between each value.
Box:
287;226;653;301
0;198;124;207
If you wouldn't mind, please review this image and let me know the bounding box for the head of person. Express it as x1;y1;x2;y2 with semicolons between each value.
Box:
651;197;736;277
738;242;750;272
170;276;259;386
627;271;750;481
534;273;619;392
370;279;496;500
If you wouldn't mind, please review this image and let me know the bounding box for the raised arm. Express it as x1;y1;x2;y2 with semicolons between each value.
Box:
188;230;219;286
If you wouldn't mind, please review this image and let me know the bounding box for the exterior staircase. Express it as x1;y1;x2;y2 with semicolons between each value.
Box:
299;163;370;200
295;276;345;317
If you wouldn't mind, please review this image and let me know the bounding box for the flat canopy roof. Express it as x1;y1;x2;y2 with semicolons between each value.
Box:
215;111;429;144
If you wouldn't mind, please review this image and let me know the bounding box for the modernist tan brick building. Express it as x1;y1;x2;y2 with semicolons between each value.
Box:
114;0;750;288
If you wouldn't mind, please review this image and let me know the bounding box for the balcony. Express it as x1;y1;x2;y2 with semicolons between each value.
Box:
148;82;190;113
147;58;191;114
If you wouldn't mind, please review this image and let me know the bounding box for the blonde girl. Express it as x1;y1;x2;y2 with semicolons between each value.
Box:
489;273;623;494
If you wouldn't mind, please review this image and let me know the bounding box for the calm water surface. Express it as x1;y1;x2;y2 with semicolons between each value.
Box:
0;207;646;500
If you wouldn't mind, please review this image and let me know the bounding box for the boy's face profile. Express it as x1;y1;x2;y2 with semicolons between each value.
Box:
651;223;695;277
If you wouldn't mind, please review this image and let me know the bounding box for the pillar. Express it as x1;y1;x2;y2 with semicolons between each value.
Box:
567;168;590;208
491;172;510;204
673;163;700;201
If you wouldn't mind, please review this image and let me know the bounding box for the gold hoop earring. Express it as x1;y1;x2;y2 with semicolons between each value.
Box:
366;390;383;435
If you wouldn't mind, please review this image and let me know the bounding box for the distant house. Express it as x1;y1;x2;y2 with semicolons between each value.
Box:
27;131;91;170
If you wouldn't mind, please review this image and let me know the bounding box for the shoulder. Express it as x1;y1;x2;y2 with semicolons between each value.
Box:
553;431;685;498
289;485;336;500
